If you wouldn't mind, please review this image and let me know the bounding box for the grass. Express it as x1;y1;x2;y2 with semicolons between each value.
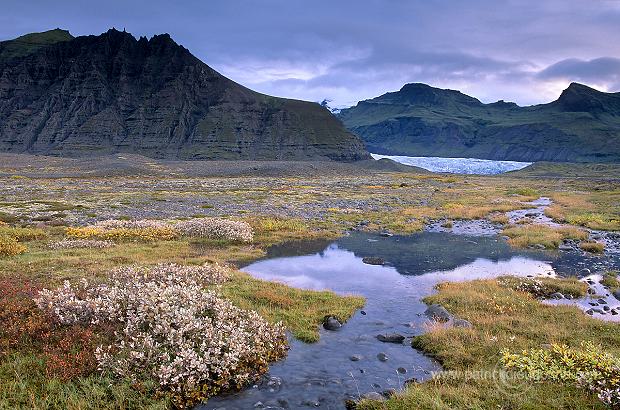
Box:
0;354;168;409
359;277;620;409
222;271;364;343
580;241;605;253
601;272;619;291
502;224;588;249
497;275;587;299
545;191;620;231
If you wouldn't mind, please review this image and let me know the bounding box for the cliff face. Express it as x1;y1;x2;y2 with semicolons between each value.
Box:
0;29;369;161
338;83;620;163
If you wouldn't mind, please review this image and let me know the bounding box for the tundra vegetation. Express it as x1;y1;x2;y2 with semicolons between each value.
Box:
0;157;619;408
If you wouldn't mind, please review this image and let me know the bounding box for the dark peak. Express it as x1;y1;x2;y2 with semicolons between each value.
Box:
389;82;481;106
399;83;433;92
488;99;519;109
565;82;598;93
554;82;617;114
3;28;73;44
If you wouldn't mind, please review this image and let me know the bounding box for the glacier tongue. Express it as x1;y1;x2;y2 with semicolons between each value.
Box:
371;154;532;175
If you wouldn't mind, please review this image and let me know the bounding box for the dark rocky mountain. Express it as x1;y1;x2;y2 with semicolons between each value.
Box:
338;82;620;162
0;29;369;161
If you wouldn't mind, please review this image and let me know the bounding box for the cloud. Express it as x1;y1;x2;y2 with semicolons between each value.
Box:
1;0;619;106
538;57;620;90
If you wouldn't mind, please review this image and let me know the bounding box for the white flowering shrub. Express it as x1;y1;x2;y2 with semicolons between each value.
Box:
49;239;115;250
67;218;253;243
34;263;287;406
175;218;254;243
93;219;169;230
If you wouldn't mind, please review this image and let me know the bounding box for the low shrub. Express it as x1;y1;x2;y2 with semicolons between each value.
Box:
66;225;178;242
175;218;253;243
0;235;26;257
49;239;115;250
0;226;46;241
35;263;286;406
501;342;620;407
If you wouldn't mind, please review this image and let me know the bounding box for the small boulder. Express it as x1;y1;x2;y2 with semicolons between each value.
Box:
362;392;385;401
424;304;452;322
376;333;405;343
453;318;473;328
549;292;564;300
586;309;594;315
349;355;362;362
362;257;385;265
613;290;620;300
598;298;608;305
380;232;393;237
377;352;388;362
382;388;397;398
323;316;342;331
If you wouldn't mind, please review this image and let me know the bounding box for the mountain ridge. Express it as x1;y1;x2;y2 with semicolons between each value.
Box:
338;82;620;162
0;29;369;161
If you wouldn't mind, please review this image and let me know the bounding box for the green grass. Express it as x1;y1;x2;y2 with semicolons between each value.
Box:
359;277;620;409
502;224;588;249
222;271;364;343
0;354;167;410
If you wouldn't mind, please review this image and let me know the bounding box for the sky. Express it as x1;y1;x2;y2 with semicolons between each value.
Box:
2;0;620;108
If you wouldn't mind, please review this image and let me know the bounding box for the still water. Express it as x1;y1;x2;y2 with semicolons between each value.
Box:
202;231;620;409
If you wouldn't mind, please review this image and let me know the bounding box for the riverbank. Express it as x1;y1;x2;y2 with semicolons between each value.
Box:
1;157;619;408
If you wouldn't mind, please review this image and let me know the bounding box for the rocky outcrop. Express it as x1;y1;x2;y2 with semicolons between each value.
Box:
0;29;369;161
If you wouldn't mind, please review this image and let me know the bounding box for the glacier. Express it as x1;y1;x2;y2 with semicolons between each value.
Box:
371;154;532;175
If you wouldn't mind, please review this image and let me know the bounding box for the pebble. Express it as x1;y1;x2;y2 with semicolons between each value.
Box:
377;353;388;362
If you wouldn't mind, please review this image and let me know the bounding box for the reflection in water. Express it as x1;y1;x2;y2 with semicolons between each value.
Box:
202;231;589;410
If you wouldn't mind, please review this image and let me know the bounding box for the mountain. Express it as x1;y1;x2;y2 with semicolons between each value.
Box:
338;82;620;162
0;29;369;161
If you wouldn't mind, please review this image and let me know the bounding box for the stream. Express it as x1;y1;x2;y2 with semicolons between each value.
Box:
202;200;620;410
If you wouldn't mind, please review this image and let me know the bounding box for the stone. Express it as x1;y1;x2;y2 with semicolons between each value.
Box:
549;292;565;299
382;388;397;398
377;352;388;362
613;290;620;300
379;232;394;237
349;355;362;362
362;392;385;401
453;318;473;328
424;304;452;322
360;310;367;315
397;367;407;374
323;316;342;331
404;377;419;386
598;298;608;304
362;257;385;265
586;309;594;315
376;333;405;343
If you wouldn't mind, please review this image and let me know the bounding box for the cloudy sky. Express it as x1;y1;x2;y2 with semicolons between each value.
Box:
2;0;619;107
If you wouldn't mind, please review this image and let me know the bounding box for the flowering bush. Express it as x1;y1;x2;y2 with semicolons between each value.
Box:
501;342;620;407
65;218;253;243
175;218;254;243
49;239;115;250
0;234;26;257
35;263;287;406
